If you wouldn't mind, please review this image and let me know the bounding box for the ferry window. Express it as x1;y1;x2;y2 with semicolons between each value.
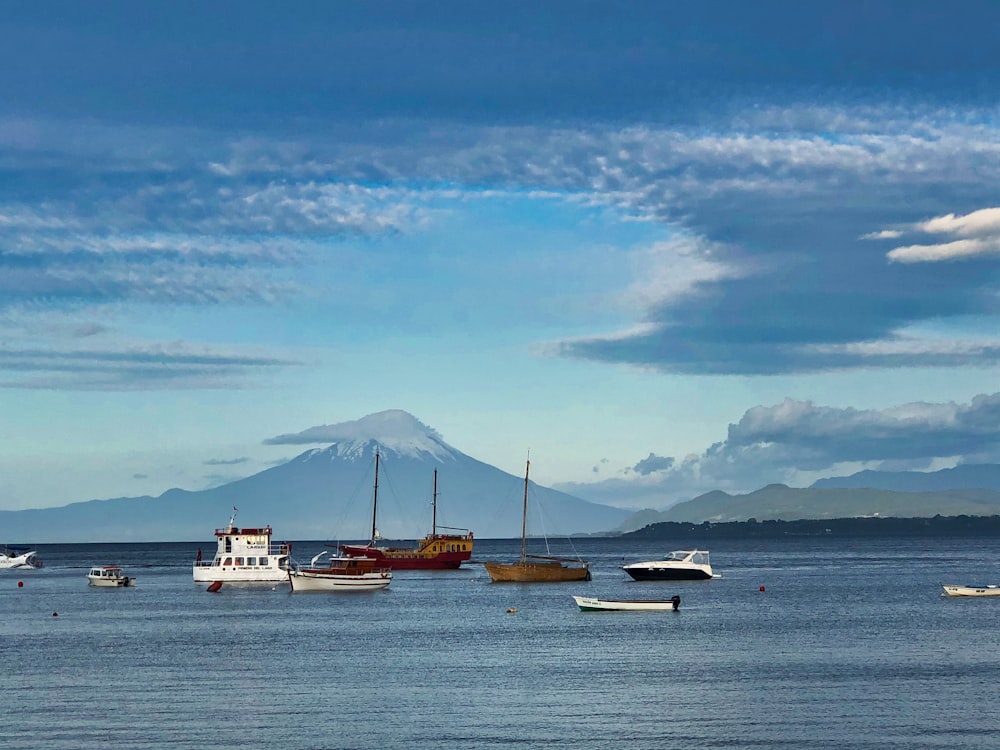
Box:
247;557;257;566
259;557;268;566
213;557;222;566
234;557;244;566
225;538;232;553
223;557;232;566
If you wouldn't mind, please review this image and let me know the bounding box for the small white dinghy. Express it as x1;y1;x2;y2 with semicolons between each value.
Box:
573;594;681;611
942;584;1000;597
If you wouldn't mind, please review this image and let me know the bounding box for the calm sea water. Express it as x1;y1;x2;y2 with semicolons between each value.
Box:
3;536;1000;750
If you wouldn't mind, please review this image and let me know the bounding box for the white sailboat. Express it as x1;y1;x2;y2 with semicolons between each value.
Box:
287;450;392;592
288;551;392;592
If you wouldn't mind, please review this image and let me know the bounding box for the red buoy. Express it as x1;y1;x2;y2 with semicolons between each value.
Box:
207;581;223;593
759;585;766;592
17;581;23;588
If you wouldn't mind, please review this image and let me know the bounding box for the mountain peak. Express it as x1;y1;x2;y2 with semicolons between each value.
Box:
274;409;456;463
353;410;439;441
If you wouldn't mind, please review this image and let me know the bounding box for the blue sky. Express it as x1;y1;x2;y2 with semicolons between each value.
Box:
4;2;1000;511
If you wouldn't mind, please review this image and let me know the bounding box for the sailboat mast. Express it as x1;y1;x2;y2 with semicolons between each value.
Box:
520;456;530;562
432;469;438;536
370;449;380;544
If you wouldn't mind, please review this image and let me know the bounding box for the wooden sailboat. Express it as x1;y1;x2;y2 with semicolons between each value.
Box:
483;455;590;583
339;452;474;569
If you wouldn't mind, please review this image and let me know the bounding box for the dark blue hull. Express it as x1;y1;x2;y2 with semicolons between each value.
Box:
624;567;712;581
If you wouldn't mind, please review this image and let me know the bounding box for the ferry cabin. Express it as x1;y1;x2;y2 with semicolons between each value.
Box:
193;522;291;584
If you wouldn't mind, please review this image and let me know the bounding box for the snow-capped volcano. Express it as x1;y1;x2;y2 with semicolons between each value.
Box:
269;410;456;463
1;409;631;542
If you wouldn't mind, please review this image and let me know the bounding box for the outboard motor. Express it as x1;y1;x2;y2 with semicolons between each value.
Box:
671;595;681;611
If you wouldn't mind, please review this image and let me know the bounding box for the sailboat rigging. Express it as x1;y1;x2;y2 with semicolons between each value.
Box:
483;454;590;583
287;451;392;592
339;448;474;570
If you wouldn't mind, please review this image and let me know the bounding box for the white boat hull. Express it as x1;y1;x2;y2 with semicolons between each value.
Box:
0;550;39;570
622;549;714;581
87;565;134;587
88;576;135;587
573;595;680;611
193;565;289;584
288;569;391;592
942;584;1000;597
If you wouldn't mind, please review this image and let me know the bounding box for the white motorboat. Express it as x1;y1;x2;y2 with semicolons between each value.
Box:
0;546;41;570
87;565;135;587
573;595;681;611
623;549;715;581
288;551;392;592
193;509;292;585
942;584;1000;597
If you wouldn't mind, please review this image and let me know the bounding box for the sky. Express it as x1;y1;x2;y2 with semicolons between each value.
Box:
3;1;1000;512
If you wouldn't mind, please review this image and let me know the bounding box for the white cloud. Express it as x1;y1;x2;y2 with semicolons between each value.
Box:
882;207;1000;263
622;235;745;309
919;207;1000;237
889;236;1000;264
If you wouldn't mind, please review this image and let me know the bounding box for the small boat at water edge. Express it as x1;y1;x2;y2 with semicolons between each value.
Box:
483;455;590;583
1;545;42;570
193;509;292;585
623;550;715;581
573;595;681;612
288;552;392;592
942;584;1000;597
87;565;135;587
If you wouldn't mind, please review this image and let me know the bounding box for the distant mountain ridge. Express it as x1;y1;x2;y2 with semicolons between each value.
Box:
612;463;1000;529
811;464;1000;492
1;410;631;543
618;483;1000;527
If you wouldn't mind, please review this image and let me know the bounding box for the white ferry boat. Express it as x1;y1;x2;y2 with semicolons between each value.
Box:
193;511;292;585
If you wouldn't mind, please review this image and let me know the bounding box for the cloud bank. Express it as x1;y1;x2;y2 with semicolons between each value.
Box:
559;392;1000;509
